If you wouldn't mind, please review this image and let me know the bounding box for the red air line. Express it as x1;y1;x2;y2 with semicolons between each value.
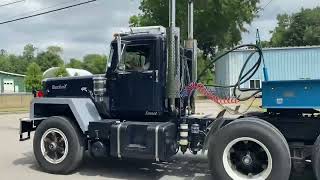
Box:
184;82;239;104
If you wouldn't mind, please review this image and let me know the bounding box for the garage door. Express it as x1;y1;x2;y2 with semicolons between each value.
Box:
3;79;14;93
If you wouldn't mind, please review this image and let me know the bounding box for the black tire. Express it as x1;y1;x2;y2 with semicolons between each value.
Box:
33;116;85;174
208;118;291;180
312;134;320;180
242;117;290;153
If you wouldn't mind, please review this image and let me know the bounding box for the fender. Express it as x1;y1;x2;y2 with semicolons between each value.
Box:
202;109;226;153
31;98;101;132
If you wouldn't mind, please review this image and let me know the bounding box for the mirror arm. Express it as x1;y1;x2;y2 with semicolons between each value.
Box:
117;35;122;65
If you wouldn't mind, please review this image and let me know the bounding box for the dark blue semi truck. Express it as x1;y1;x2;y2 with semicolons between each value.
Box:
19;2;320;180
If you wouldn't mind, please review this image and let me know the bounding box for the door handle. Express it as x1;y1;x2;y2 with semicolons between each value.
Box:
142;70;153;74
118;71;131;75
155;70;159;82
142;70;158;82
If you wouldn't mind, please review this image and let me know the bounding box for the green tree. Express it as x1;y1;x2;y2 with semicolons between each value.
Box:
197;53;214;84
47;46;63;55
67;58;83;69
0;49;7;56
8;54;28;75
54;66;69;77
82;54;107;74
0;51;25;74
130;0;260;54
25;62;43;91
0;56;13;72
22;44;37;63
36;46;64;72
269;7;320;47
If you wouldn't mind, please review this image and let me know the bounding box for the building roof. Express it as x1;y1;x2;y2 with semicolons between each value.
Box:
0;70;25;77
233;45;320;52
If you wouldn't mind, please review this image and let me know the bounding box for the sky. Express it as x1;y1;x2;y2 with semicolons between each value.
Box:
242;0;320;44
0;0;319;61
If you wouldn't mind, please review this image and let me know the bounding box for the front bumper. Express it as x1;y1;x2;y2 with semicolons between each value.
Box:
19;117;46;141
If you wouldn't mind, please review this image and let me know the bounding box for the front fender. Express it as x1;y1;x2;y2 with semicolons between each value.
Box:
31;98;101;132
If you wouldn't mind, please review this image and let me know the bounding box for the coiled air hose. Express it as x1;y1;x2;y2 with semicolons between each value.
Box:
197;44;264;101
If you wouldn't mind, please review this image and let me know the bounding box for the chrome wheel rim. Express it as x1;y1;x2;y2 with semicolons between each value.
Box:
40;128;69;164
222;137;272;180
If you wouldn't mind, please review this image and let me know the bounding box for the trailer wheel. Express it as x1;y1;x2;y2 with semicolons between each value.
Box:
312;134;320;180
33;116;85;174
208;118;291;180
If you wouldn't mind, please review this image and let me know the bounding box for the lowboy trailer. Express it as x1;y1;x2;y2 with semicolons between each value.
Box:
19;1;320;180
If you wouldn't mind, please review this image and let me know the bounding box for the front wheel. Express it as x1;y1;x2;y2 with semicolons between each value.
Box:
33;116;85;174
208;118;291;180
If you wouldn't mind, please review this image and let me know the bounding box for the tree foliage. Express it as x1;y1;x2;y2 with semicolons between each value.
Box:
82;54;107;74
130;0;260;84
67;58;83;69
23;44;37;63
0;42;110;93
66;55;108;74
54;65;69;77
268;7;320;47
130;0;260;54
197;52;214;84
25;63;43;91
35;47;64;72
0;44;108;78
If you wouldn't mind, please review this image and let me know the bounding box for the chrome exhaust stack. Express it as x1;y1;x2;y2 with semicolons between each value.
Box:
167;0;181;113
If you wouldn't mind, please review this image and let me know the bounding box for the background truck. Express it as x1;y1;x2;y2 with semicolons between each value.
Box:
19;0;320;179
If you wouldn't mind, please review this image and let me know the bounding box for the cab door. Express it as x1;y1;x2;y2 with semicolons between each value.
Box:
109;40;162;118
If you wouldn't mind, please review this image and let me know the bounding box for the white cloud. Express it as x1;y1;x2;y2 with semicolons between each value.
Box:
0;0;319;60
0;0;140;60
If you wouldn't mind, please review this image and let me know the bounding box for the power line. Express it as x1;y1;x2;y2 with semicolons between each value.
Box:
0;0;97;25
262;0;273;10
256;0;274;14
4;0;79;21
0;0;25;8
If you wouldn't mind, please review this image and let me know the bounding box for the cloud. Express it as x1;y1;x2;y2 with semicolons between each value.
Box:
0;0;140;60
0;0;319;60
242;0;320;44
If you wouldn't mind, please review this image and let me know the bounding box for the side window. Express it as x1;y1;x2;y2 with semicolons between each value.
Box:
249;79;261;89
122;44;151;71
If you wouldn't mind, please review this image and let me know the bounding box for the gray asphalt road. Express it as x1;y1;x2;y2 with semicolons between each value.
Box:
0;108;316;180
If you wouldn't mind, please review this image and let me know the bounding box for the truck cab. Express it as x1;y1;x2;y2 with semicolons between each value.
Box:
106;27;167;119
42;26;184;121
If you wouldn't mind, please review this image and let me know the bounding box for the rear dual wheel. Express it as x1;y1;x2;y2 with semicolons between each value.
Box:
208;118;291;180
